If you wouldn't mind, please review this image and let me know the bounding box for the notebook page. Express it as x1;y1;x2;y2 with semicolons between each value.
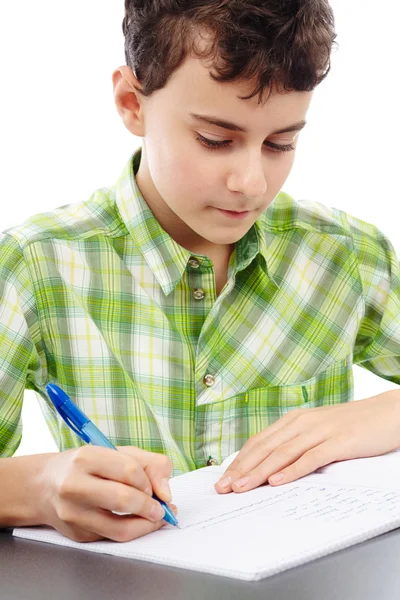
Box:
305;448;400;488
13;451;400;581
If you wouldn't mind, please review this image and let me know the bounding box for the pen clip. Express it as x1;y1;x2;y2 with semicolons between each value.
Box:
59;411;91;444
49;394;91;444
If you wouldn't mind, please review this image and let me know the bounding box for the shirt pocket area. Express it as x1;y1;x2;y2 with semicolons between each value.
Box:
195;355;353;462
238;353;353;428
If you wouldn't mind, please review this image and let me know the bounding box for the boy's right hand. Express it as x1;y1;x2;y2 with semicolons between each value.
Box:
36;446;177;543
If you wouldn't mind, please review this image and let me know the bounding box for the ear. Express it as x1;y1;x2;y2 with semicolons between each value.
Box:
112;65;145;136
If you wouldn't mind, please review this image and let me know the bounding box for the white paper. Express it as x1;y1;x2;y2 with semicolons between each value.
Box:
13;450;400;581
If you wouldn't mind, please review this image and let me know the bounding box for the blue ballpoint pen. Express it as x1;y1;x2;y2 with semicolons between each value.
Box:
45;382;178;527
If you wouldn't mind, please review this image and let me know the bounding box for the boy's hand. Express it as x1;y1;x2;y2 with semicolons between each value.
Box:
37;446;177;543
215;392;400;494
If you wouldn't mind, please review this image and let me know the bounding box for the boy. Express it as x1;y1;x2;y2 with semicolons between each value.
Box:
2;0;400;544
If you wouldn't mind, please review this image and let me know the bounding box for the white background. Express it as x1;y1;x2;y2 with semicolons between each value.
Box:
0;1;399;456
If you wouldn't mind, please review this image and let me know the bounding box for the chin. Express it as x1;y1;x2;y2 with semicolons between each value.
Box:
202;231;250;245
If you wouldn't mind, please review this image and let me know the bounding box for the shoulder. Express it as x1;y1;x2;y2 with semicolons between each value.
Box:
261;190;392;258
258;191;397;297
1;186;127;253
261;190;356;234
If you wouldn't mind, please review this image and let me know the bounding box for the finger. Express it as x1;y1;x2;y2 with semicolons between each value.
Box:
73;446;152;495
215;419;305;493
230;435;316;493
90;445;174;504
65;506;167;543
267;440;339;486
61;475;169;522
234;408;308;462
54;520;105;543
117;447;174;503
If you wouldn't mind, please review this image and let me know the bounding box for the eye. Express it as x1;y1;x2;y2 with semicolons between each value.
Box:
195;133;295;154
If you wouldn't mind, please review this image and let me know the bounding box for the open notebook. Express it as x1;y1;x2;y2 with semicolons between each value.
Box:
13;449;400;581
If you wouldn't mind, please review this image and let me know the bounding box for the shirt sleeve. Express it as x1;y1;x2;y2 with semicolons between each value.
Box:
0;232;47;456
351;217;400;385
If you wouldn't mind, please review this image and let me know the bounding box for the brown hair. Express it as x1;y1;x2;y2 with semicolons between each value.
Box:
122;0;338;104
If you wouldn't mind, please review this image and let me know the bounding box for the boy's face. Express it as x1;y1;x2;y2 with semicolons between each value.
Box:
113;56;313;255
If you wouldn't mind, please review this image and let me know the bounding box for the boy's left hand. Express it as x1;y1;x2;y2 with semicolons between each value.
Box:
215;391;400;494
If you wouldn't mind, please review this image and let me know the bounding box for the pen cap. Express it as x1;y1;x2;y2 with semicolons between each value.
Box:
46;383;90;432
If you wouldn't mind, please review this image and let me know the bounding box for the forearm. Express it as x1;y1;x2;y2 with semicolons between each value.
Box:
0;453;56;527
368;388;400;403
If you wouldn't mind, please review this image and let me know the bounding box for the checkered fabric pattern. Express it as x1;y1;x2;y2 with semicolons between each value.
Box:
1;147;400;475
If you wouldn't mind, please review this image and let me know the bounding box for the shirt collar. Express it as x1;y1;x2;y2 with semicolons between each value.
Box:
115;147;281;294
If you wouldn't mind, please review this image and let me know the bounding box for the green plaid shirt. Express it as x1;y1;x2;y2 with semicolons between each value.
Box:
1;147;400;475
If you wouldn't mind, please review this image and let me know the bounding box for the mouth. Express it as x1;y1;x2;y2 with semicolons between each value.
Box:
214;208;252;220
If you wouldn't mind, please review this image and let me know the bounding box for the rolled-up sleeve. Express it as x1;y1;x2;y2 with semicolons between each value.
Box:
0;233;47;456
352;218;400;385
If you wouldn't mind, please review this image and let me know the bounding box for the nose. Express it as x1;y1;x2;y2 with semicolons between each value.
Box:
226;155;267;200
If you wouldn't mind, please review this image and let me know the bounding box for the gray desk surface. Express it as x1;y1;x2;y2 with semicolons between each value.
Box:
1;529;400;600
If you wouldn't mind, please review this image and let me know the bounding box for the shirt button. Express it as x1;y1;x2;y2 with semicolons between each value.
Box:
188;257;200;269
207;457;219;466
193;288;205;300
203;374;215;387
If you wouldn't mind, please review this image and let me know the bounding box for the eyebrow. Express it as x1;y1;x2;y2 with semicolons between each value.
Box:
189;112;307;135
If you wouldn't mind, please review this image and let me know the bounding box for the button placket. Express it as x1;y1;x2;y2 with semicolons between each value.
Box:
188;257;206;301
187;256;213;343
188;256;213;304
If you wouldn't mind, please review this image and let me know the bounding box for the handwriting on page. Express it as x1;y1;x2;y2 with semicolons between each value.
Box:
282;485;400;521
170;470;400;531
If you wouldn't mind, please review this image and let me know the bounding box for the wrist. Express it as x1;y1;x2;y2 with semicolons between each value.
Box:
0;453;58;527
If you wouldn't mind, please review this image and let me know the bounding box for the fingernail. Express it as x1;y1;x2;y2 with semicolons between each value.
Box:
233;476;250;488
217;475;232;488
269;472;284;484
150;503;165;521
160;477;172;502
